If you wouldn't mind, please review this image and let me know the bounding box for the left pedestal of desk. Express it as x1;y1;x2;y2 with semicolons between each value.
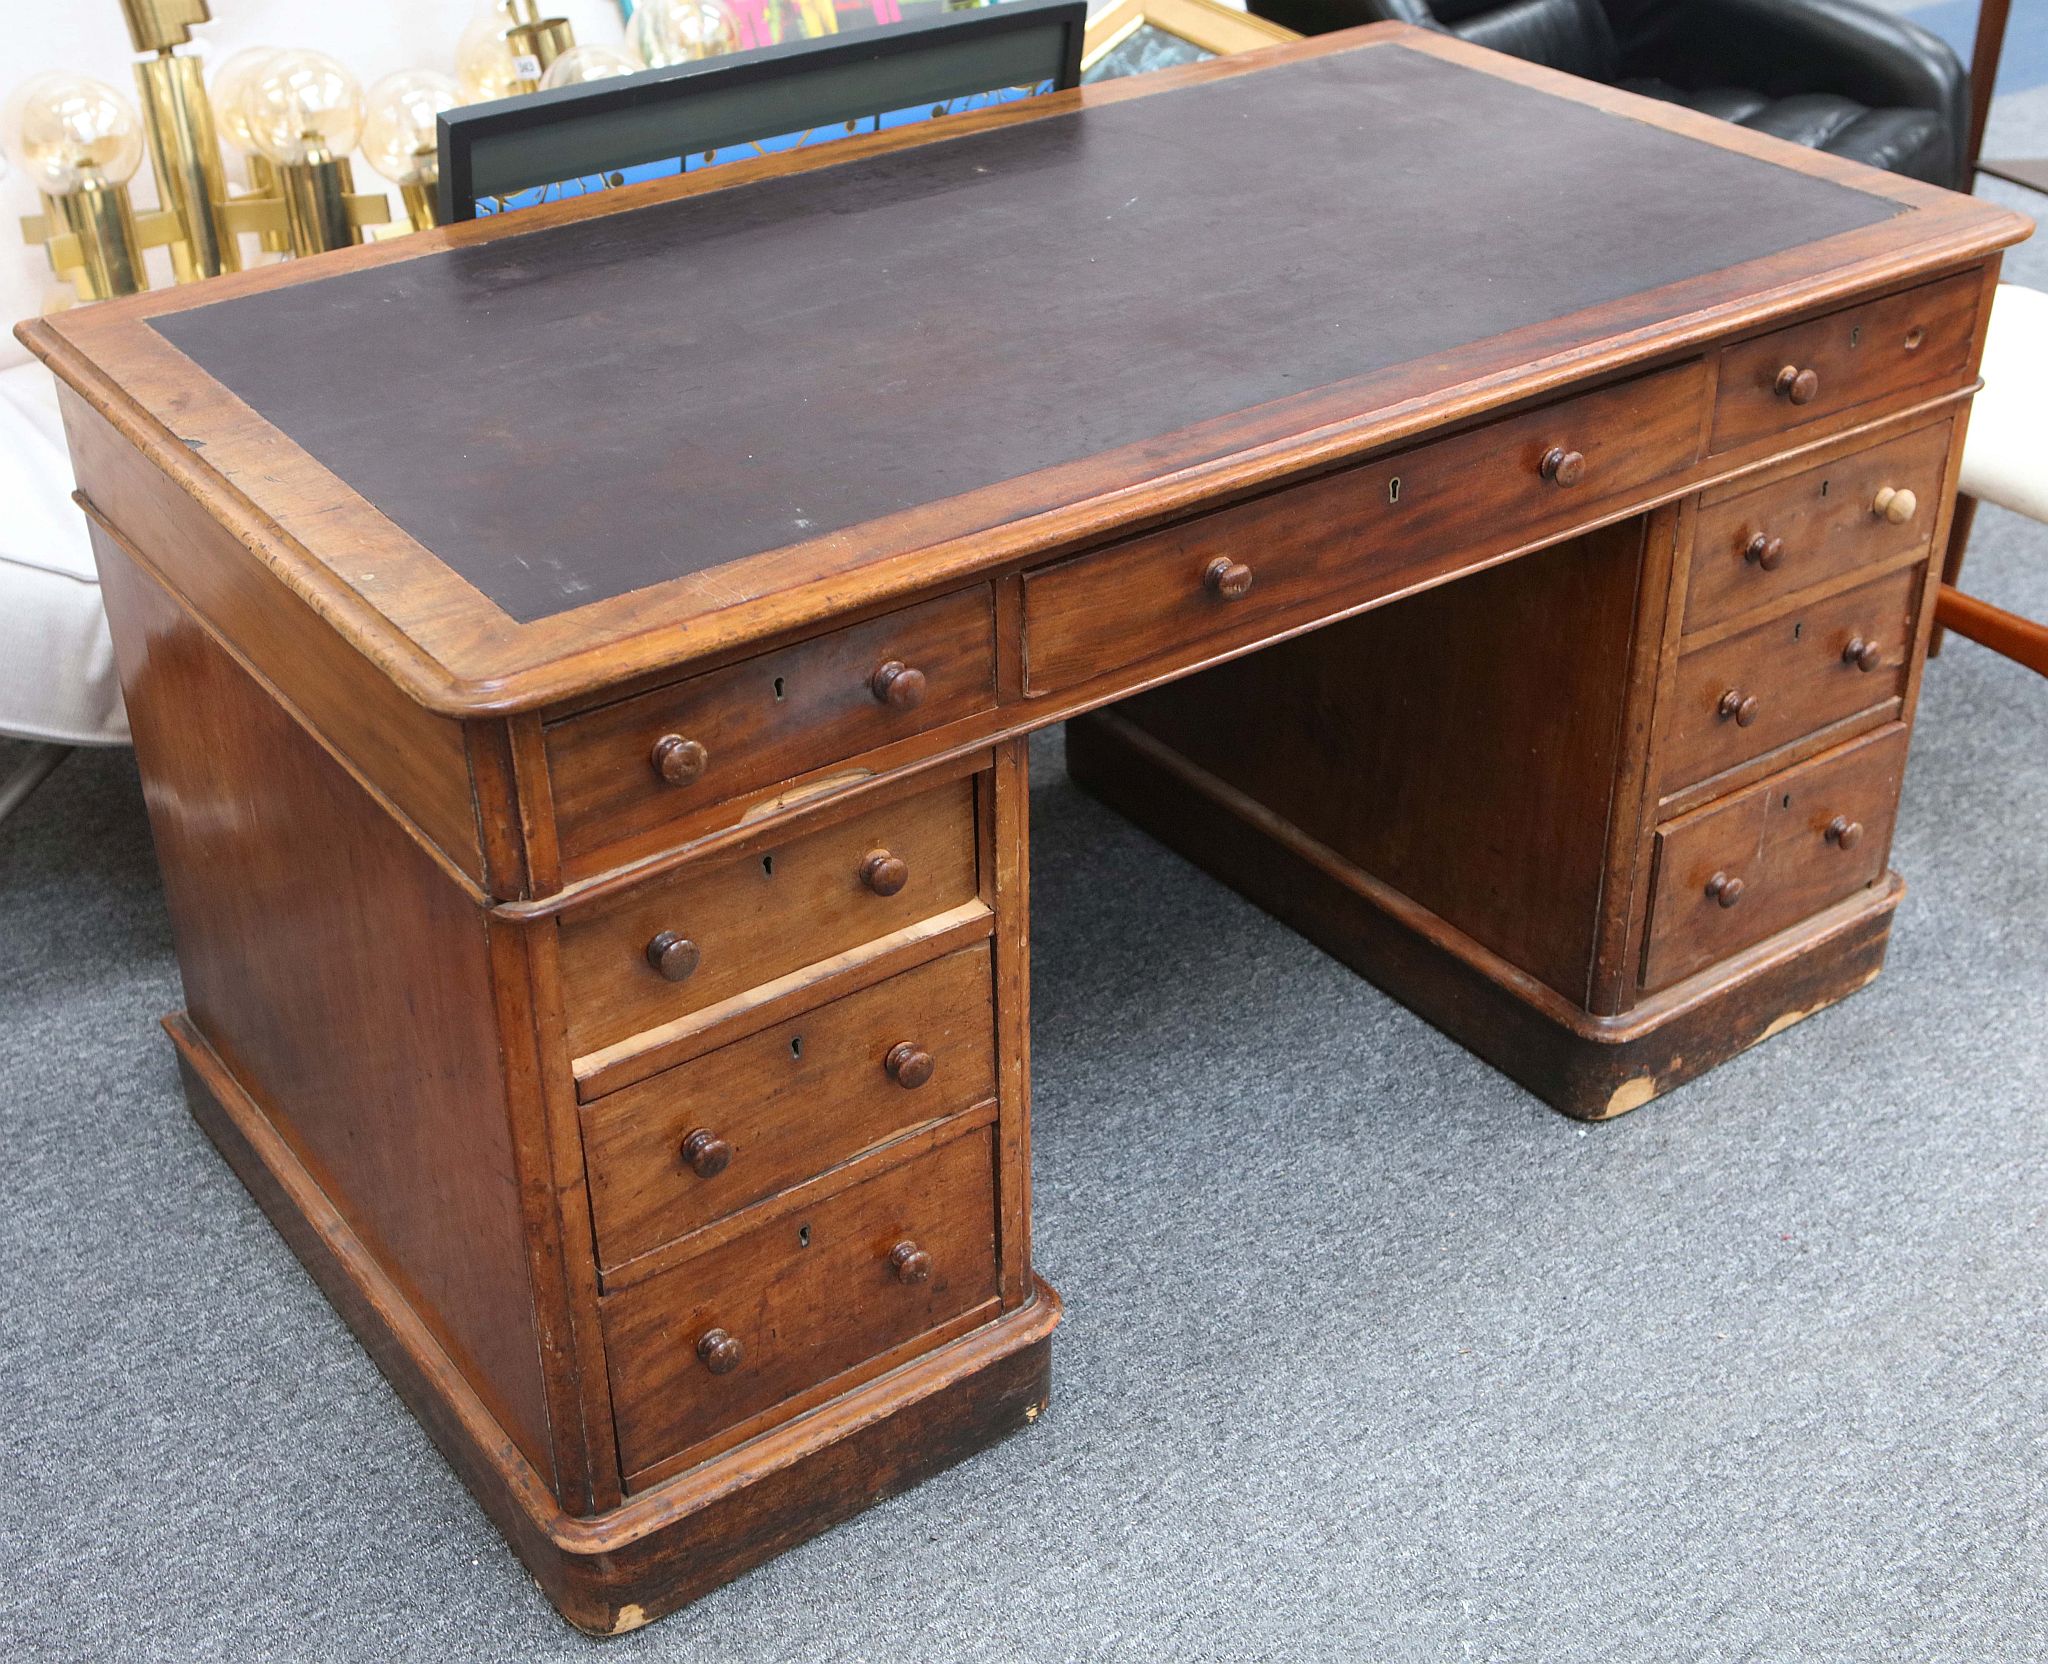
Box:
68;401;1055;1634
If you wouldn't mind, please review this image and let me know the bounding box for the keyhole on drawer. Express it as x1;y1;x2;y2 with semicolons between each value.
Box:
1783;793;1793;809
790;1035;803;1059
772;676;786;701
1849;326;1862;350
797;1224;811;1248
1387;476;1402;505
762;854;774;877
1793;622;1804;640
1819;480;1830;499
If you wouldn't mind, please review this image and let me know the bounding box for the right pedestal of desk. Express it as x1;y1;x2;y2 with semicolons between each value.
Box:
1070;408;1962;1120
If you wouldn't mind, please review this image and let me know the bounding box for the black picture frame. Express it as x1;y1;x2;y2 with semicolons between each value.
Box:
437;0;1089;223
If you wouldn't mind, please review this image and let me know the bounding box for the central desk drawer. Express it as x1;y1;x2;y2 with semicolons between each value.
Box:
1643;725;1906;991
600;1124;1000;1485
581;943;998;1272
546;588;996;870
1660;564;1921;797
558;773;981;1062
1020;361;1707;696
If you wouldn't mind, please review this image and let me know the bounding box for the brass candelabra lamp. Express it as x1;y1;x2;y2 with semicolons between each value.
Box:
8;0;414;306
4;74;149;302
221;48;383;256
125;0;236;280
8;0;603;303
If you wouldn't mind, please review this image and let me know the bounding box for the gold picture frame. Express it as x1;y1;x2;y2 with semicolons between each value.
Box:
1080;0;1298;80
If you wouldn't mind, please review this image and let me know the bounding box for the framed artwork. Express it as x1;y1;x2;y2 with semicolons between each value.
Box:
1080;0;1296;82
439;0;1088;221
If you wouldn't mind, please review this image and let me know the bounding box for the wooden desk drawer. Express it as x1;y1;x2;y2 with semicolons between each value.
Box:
559;773;980;1061
1661;564;1921;797
1643;725;1906;991
600;1123;999;1484
1685;421;1951;634
1020;362;1707;696
546;588;995;868
582;944;997;1273
1709;273;1979;454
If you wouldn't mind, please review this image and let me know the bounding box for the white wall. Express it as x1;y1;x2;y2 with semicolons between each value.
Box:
1;0;630;367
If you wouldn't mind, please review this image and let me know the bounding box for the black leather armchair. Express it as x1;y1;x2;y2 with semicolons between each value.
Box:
1249;0;1971;188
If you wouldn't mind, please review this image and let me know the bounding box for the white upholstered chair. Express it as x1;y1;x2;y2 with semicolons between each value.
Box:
0;360;127;819
1936;282;2048;677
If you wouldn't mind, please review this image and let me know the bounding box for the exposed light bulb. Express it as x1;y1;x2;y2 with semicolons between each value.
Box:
539;45;642;90
2;73;144;195
459;8;536;100
238;49;364;167
210;48;283;156
363;70;461;187
629;0;744;68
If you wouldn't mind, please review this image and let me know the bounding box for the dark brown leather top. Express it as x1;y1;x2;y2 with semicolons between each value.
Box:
153;42;1897;624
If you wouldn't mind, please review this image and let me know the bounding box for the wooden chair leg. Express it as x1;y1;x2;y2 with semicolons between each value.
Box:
1929;490;1978;658
1935;583;2048;678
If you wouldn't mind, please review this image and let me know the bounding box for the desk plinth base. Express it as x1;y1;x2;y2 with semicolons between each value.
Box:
1068;713;1899;1121
167;1013;1059;1634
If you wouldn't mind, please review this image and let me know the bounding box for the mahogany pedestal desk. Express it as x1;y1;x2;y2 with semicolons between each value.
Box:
21;25;2029;1633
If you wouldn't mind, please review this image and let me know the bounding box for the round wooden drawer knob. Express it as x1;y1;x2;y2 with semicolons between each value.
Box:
885;1041;935;1089
1775;364;1820;405
696;1328;743;1374
1872;486;1918;525
1718;689;1761;727
651;734;708;786
645;930;700;982
860;849;909;896
1842;637;1882;672
1203;557;1254;601
1705;871;1745;908
1539;446;1586;487
870;660;927;710
889;1240;933;1285
1825;816;1865;850
680;1128;732;1178
1745;533;1785;571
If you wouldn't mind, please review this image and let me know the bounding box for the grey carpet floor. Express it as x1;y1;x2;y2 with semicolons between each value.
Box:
5;138;2048;1664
